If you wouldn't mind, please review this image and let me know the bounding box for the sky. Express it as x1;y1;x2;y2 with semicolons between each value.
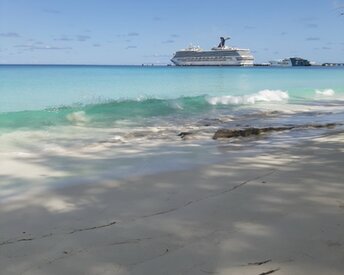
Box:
0;0;344;65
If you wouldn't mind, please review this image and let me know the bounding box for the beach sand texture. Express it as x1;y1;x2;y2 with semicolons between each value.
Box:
1;132;344;275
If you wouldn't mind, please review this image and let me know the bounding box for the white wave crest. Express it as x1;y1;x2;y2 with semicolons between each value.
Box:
169;101;183;110
66;111;89;124
315;89;335;96
207;90;289;105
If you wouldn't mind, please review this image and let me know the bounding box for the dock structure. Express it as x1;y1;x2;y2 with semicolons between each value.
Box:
322;63;344;67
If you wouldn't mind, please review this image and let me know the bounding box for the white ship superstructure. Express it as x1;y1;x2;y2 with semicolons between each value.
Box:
269;58;292;67
269;57;311;67
171;37;254;66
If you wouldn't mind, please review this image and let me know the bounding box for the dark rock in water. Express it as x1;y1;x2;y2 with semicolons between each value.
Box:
197;118;223;127
213;126;294;139
308;123;337;129
325;123;337;128
213;128;256;139
177;132;193;138
213;123;339;140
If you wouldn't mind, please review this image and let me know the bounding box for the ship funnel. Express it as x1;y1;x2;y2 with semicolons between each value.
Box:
218;36;230;48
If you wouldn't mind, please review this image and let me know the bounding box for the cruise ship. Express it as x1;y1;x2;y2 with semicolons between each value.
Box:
171;37;254;66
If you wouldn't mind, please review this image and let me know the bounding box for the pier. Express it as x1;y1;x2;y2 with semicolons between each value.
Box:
322;63;344;67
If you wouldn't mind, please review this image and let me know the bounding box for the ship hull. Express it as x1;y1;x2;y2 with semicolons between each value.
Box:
171;49;254;66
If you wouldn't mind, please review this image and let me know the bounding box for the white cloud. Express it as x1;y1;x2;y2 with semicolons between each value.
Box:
127;32;140;37
14;44;72;51
0;32;20;38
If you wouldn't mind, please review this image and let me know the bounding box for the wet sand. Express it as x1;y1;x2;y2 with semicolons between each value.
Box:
1;132;344;275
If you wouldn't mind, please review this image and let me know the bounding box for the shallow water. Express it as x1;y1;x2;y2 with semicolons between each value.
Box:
1;65;344;126
1;65;344;182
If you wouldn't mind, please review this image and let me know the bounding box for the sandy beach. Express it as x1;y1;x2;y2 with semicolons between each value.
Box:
1;130;344;275
2;0;344;274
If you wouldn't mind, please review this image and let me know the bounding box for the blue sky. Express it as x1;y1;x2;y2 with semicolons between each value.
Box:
0;0;343;64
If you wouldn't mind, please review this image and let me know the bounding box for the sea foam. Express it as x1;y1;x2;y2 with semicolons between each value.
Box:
315;89;335;96
206;89;289;105
66;111;89;124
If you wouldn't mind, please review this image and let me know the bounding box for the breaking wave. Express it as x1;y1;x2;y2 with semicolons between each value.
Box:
2;88;343;132
206;90;289;105
66;111;89;124
315;89;335;96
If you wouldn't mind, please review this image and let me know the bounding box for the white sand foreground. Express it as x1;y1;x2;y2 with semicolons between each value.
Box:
1;132;344;275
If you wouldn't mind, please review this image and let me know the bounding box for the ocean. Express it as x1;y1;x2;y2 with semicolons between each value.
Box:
1;65;344;129
1;65;344;184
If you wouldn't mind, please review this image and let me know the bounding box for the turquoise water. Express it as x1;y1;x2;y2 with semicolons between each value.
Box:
1;65;344;184
1;65;344;131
